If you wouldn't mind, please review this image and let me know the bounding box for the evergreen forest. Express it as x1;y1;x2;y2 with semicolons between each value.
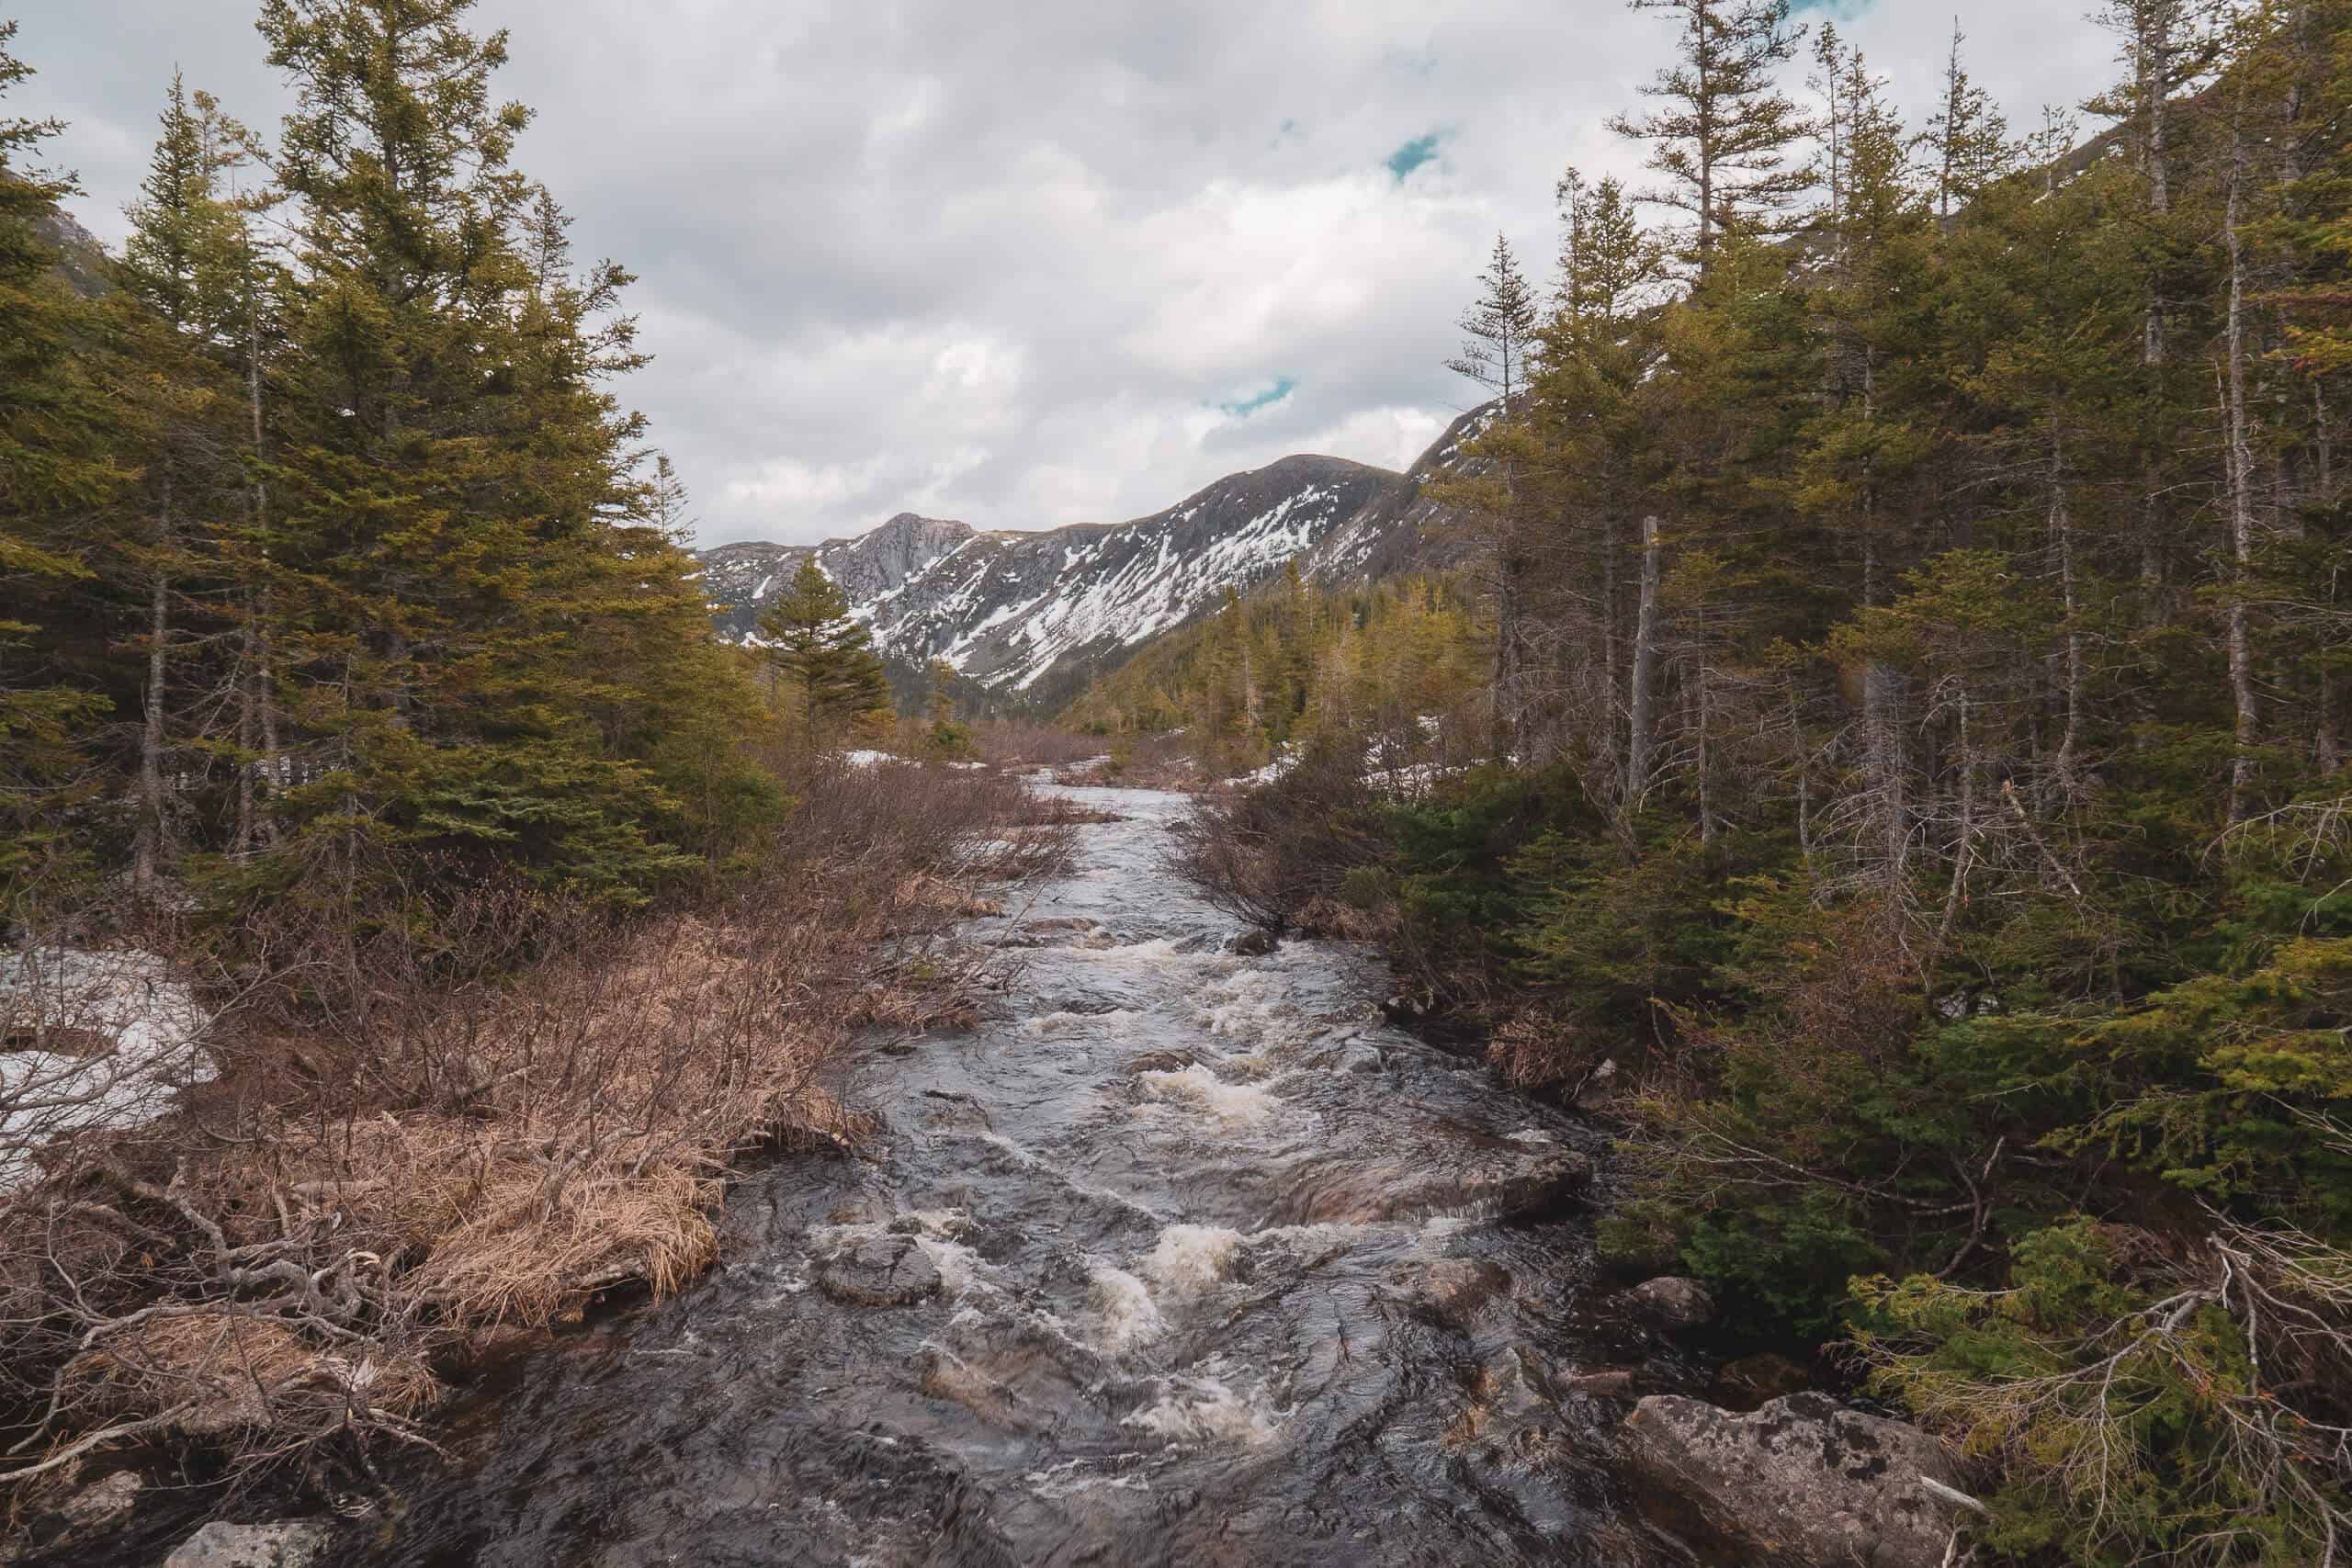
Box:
1116;2;2352;1559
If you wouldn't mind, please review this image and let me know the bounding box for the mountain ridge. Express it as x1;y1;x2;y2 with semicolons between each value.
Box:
696;410;1492;702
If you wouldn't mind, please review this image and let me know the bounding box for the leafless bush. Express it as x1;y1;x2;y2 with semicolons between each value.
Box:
966;721;1109;770
1053;731;1197;790
1162;739;1388;934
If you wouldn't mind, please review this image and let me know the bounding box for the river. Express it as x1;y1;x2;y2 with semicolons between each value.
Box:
361;784;1690;1567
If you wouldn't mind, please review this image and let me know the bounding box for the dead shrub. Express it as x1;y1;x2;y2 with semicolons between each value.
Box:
1162;739;1389;934
965;721;1109;771
1052;730;1196;790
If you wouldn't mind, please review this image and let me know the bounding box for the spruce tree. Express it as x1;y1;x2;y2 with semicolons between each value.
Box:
1609;0;1815;269
759;558;891;744
243;0;737;903
1916;20;2015;218
115;75;253;891
0;24;123;894
1445;234;1543;749
1447;233;1539;412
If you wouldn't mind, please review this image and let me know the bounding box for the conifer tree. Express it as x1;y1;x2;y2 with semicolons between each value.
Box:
0;24;123;893
1446;234;1544;748
1794;42;1939;880
759;558;891;744
1610;0;1815;269
1916;20;2014;218
1448;233;1539;412
244;0;738;902
116;75;253;891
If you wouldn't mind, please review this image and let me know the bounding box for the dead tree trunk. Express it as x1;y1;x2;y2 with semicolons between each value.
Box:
132;475;174;893
2051;421;2087;797
2224;114;2260;822
1624;513;1663;843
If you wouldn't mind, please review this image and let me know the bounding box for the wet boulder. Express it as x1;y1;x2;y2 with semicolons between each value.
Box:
163;1520;333;1568
1355;1147;1592;1224
1411;1258;1515;1326
1622;1393;1970;1568
1230;928;1278;957
1565;1368;1639;1398
1571;1056;1623;1113
1128;1049;1202;1075
816;1234;941;1307
1623;1275;1715;1328
1714;1351;1811;1411
1000;917;1100;949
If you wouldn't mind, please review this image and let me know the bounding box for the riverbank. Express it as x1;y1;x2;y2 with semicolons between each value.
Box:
0;758;1074;1564
142;783;1704;1564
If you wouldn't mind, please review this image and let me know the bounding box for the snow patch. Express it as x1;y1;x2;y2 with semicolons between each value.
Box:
0;949;213;1189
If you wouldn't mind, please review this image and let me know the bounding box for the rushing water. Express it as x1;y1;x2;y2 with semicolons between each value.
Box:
360;785;1692;1567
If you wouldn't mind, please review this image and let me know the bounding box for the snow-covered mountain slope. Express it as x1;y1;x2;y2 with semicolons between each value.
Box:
701;512;977;643
695;408;1494;699
1297;404;1492;582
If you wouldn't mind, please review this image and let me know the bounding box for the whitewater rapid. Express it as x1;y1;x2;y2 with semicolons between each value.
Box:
360;784;1685;1566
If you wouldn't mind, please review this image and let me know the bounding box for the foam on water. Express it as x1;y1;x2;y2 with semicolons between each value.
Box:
1023;1008;1143;1038
1137;1064;1278;1126
1122;1371;1284;1448
1198;968;1295;1044
1140;1224;1243;1293
917;1236;996;1300
1077;936;1233;976
1088;1264;1166;1350
1024;1459;1151;1500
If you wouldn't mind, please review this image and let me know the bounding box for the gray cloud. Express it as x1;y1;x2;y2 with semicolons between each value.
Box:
14;0;2115;545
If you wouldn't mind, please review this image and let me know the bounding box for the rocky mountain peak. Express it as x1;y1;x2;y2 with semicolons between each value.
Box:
696;412;1491;704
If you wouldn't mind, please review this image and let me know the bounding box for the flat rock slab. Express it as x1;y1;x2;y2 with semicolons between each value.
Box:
816;1234;942;1307
1623;1393;1967;1568
164;1520;332;1568
1288;1147;1593;1224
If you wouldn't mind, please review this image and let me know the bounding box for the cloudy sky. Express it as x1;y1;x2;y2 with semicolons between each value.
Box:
16;1;2113;547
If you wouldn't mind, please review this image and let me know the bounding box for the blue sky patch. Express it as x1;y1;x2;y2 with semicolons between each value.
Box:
1219;378;1297;418
1789;0;1872;16
1385;131;1445;183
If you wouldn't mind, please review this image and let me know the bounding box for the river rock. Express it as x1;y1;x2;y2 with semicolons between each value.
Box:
1231;928;1277;956
1623;1393;1968;1568
816;1234;941;1307
1623;1275;1715;1327
163;1520;333;1568
1715;1351;1811;1410
1357;1148;1592;1224
1565;1368;1638;1397
1571;1056;1623;1112
1128;1049;1201;1074
56;1469;141;1535
1413;1258;1515;1325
